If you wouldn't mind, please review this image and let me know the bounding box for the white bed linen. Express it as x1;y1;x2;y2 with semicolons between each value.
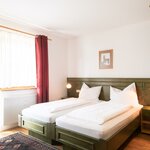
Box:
22;98;103;123
66;102;132;124
56;105;142;140
29;98;97;113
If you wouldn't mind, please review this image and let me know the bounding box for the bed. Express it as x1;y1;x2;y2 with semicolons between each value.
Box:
18;83;102;144
56;78;150;150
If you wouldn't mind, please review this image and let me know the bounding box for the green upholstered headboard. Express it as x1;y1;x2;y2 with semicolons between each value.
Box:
67;78;150;105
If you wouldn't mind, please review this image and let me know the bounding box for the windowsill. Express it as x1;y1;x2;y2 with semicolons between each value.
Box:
0;86;36;91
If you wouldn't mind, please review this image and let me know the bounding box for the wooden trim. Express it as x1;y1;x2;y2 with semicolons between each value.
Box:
56;116;140;150
0;86;36;91
0;25;52;41
67;77;150;105
19;115;56;144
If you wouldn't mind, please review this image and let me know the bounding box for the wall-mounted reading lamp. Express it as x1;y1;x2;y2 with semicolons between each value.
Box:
66;83;72;89
66;83;80;94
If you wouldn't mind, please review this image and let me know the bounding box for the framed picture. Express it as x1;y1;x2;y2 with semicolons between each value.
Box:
99;49;113;69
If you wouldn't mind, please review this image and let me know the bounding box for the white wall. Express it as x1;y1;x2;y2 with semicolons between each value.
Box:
0;18;69;100
49;36;68;100
68;20;150;78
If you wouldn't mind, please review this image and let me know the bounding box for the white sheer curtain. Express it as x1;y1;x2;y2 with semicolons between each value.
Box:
0;29;36;88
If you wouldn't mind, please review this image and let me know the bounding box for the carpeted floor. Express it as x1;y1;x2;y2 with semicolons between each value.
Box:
0;132;59;150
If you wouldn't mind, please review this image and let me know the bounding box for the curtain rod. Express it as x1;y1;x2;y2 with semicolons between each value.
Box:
0;25;52;41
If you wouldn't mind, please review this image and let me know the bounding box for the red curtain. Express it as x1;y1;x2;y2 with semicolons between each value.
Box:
35;35;49;103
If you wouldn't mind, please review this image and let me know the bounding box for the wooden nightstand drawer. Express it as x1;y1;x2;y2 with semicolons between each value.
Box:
142;109;150;122
141;123;150;133
141;106;150;134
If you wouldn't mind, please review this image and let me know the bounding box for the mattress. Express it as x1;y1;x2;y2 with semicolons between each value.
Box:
56;105;142;140
21;98;103;123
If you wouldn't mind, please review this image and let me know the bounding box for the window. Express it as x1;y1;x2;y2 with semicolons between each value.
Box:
0;29;36;88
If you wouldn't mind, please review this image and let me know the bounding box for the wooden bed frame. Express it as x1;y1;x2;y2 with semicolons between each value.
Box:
18;115;56;144
56;78;150;150
19;78;150;147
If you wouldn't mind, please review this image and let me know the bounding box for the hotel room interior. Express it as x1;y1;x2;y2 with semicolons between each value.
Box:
0;0;150;150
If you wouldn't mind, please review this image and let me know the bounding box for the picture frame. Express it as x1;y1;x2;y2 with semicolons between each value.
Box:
99;49;113;69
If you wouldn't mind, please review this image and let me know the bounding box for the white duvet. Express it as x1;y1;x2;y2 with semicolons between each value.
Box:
22;98;101;123
66;102;132;125
28;97;97;113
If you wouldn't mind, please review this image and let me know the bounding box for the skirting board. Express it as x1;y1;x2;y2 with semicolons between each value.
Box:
0;123;18;131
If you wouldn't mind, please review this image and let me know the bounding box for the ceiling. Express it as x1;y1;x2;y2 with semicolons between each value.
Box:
0;0;150;36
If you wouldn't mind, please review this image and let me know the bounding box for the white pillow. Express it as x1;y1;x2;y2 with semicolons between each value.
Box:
79;83;102;101
110;83;139;107
80;83;89;90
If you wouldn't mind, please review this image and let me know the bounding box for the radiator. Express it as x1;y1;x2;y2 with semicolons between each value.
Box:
0;89;36;131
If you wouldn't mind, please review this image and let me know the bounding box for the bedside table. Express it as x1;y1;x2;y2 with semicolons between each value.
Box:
61;97;68;99
141;106;150;134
